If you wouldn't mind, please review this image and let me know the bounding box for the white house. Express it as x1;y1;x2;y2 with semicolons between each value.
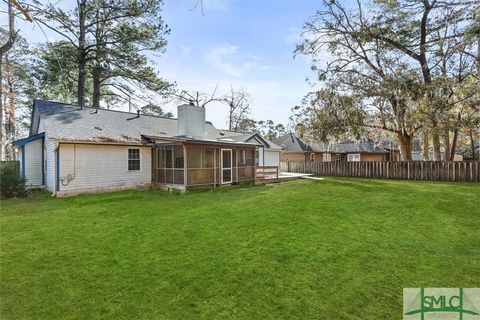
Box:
14;99;282;196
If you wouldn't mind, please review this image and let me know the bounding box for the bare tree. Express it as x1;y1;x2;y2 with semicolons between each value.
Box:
222;86;252;131
168;85;221;108
1;0;32;160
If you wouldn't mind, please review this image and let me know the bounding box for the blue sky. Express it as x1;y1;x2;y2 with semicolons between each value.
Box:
156;0;322;128
15;0;324;129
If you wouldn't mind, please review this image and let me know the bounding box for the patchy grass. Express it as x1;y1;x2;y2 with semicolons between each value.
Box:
1;178;479;319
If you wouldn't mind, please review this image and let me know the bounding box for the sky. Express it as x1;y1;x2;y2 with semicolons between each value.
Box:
12;0;325;129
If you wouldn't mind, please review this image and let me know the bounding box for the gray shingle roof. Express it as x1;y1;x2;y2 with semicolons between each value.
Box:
33;100;277;149
273;133;312;152
274;133;388;154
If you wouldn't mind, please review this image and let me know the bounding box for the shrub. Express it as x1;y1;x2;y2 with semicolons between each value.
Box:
0;162;29;199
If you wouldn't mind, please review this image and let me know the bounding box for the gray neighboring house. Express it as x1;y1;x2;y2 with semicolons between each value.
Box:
274;133;398;162
13;99;281;196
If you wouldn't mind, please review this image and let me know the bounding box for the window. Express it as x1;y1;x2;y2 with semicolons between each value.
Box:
323;153;331;162
128;149;140;170
310;153;315;162
347;153;361;162
255;150;260;166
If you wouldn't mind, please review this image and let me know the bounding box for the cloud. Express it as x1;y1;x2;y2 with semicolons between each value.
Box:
180;45;192;54
206;44;258;77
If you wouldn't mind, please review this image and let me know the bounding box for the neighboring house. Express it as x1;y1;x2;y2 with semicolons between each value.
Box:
13;99;279;196
274;133;320;162
220;131;283;167
274;133;392;162
411;138;464;161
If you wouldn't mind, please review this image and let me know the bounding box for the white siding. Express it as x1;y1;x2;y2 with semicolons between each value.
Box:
57;144;151;195
17;148;23;175
45;138;57;192
24;139;43;186
264;150;281;167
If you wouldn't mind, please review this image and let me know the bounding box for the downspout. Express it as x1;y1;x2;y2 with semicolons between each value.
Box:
41;138;45;185
54;143;60;196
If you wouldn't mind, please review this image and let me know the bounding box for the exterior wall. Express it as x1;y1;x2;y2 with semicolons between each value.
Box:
263;150;281;167
23;138;43;186
17;148;23;175
360;153;386;162
257;146;264;166
37;118;45;134
281;152;306;162
45;138;57;191
56;144;152;196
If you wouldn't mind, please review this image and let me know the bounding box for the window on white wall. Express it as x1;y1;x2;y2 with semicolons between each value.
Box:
323;153;331;162
347;153;361;162
128;149;141;170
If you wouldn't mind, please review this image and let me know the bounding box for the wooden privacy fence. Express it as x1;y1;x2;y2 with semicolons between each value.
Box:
280;161;480;182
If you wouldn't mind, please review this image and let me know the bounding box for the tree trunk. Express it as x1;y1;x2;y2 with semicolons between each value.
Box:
449;129;459;161
431;116;441;160
469;130;476;160
77;0;86;107
4;55;15;160
397;132;412;160
422;128;429;160
0;0;16;161
443;130;450;162
92;66;101;108
0;55;4;161
432;132;441;161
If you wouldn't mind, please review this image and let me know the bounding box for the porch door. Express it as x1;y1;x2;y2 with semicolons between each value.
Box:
221;149;232;184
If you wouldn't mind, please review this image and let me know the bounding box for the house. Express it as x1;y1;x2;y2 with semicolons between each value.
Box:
13;99;281;196
411;139;464;161
213;131;283;167
274;133;392;162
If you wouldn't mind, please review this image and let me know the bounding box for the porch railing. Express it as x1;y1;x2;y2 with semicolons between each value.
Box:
256;166;279;180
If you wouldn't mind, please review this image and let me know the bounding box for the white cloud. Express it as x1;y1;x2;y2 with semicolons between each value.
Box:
180;45;192;54
206;44;258;77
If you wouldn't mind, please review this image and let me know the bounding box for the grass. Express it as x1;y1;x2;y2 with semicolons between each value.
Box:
1;178;479;319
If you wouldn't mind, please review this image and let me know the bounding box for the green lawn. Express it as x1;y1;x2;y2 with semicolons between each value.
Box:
1;178;479;319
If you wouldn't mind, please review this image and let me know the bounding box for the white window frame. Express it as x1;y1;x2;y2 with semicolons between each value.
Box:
347;153;361;162
323;153;331;162
310;153;315;162
128;148;141;171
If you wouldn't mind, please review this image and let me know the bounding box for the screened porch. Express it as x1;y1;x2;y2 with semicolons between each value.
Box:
152;144;256;189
